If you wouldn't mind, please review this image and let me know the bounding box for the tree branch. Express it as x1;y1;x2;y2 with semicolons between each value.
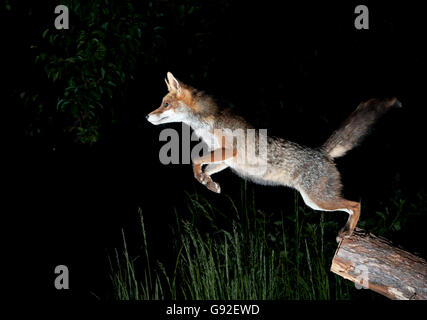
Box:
331;228;427;300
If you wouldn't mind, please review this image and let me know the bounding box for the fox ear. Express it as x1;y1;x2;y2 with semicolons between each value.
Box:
164;78;171;91
166;72;181;95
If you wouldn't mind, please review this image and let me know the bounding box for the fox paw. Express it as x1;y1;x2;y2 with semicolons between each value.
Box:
336;229;352;243
197;173;211;186
194;173;221;193
194;172;207;184
207;180;221;194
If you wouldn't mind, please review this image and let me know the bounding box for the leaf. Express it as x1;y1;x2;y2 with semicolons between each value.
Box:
52;71;60;82
375;211;387;221
57;99;64;109
392;221;401;231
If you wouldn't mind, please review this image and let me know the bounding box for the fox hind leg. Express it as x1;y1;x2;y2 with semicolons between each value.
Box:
336;200;361;243
299;191;361;243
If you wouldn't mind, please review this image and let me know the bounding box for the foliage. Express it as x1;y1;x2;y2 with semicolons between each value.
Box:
16;0;218;144
24;0;143;143
358;175;427;256
110;178;427;300
109;212;164;300
109;184;366;300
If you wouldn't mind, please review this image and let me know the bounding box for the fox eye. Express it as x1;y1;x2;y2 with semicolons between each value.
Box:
164;103;169;108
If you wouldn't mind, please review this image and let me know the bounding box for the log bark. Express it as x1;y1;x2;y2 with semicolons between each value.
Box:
331;228;427;300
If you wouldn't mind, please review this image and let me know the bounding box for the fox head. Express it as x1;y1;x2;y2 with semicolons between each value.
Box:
146;72;197;126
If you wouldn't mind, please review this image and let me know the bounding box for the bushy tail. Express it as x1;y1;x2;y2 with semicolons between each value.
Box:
323;97;402;158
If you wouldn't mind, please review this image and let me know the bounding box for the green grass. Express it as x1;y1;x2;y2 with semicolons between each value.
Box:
108;217;165;300
108;182;363;300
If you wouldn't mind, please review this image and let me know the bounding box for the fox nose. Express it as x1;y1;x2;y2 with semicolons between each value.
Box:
145;114;149;120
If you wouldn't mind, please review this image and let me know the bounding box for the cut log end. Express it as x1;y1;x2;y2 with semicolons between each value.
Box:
331;228;427;300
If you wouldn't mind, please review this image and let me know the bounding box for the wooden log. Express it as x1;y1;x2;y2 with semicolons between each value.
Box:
331;228;427;300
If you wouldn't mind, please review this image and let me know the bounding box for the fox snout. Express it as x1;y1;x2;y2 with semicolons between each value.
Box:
146;108;165;125
147;105;184;125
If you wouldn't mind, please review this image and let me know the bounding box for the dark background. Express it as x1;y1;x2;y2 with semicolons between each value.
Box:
2;1;426;300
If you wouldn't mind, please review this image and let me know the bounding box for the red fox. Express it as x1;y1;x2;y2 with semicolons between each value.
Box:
147;72;401;242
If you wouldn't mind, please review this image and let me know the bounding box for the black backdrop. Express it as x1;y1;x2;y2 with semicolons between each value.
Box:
3;1;426;300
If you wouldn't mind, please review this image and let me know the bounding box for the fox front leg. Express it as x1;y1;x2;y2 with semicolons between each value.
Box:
201;162;230;193
193;163;221;193
192;148;234;193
